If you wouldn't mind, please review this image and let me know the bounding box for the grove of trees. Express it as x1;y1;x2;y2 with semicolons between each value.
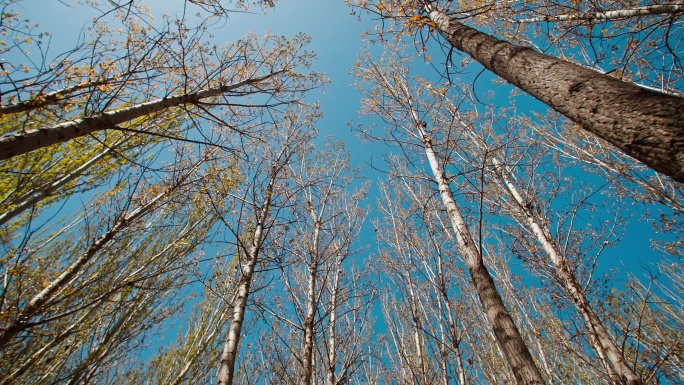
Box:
0;0;681;384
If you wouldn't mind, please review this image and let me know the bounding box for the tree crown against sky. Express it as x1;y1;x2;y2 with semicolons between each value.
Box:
0;0;682;384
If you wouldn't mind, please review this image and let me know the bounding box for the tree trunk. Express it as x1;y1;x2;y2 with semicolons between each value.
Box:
419;128;546;384
216;253;256;385
217;179;273;385
0;71;282;160
492;158;643;385
424;5;684;182
325;264;340;385
299;264;317;385
517;3;684;23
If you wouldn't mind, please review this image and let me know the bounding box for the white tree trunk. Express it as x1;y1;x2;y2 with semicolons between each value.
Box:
418;126;546;384
492;157;642;385
217;178;274;385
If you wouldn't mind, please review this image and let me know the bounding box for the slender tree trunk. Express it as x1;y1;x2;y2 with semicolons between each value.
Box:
406;277;428;383
418;126;546;384
325;264;340;385
423;3;684;182
492;158;643;385
0;300;100;384
517;3;684;23
442;286;467;385
433;248;467;385
299;262;318;385
66;296;146;385
299;202;323;385
0;71;282;160
217;178;274;385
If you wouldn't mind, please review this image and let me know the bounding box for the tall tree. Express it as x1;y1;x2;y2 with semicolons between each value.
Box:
215;108;317;385
0;146;234;383
356;49;546;384
0;1;321;160
350;0;684;182
429;96;643;384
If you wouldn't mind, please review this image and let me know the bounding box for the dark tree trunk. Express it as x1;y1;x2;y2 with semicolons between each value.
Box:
426;6;684;183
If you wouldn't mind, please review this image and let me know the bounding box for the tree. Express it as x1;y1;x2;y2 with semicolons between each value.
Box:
0;1;321;160
0;145;235;383
270;141;373;385
235;140;376;385
428;96;643;384
459;0;684;95
356;49;546;384
350;0;684;182
375;178;473;385
214;108;317;385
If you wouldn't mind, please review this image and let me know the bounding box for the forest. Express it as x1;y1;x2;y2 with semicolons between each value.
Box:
0;0;682;384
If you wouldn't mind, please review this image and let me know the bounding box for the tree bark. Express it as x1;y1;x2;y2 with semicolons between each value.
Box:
516;3;684;23
299;262;317;385
325;264;340;385
299;207;321;385
424;4;684;182
0;71;282;161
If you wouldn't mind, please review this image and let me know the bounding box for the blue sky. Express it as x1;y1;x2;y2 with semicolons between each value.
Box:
14;0;676;301
6;0;681;377
16;0;676;308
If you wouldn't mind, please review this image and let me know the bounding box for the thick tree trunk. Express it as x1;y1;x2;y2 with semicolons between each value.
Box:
419;128;546;384
517;3;684;23
493;158;643;385
425;5;684;182
0;72;282;160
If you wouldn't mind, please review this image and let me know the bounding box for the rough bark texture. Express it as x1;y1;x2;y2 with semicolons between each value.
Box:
420;130;546;384
427;6;684;183
0;72;281;160
517;3;684;22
